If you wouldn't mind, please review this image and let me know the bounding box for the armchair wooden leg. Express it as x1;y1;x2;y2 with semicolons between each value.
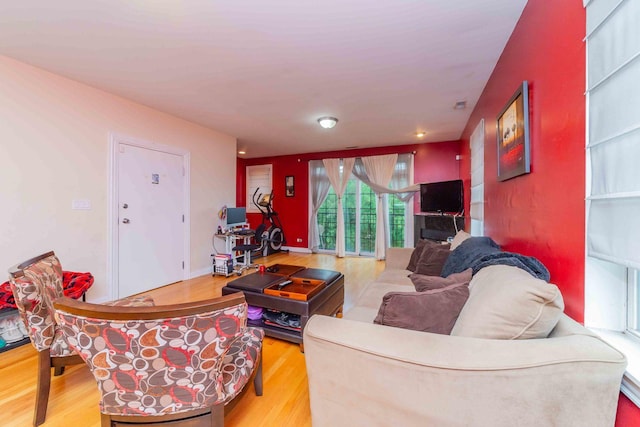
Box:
211;404;224;426
34;350;52;426
253;350;263;396
101;413;113;427
53;366;65;376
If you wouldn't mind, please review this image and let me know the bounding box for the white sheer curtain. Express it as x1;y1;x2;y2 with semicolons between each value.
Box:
352;156;418;199
352;154;416;247
388;154;415;201
389;153;415;246
308;160;332;253
323;158;355;257
361;154;398;259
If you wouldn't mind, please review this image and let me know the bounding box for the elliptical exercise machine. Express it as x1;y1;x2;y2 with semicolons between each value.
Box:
253;188;286;256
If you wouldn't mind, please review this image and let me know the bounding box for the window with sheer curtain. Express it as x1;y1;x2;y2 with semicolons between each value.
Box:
311;153;415;257
470;120;485;236
584;0;640;406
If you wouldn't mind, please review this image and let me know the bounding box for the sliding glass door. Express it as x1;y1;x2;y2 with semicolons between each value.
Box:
317;179;406;255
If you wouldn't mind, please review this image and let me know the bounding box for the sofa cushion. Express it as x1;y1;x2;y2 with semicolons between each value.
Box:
377;269;414;285
414;245;450;276
406;240;449;272
342;306;381;323
410;269;472;292
406;239;429;272
450;230;471;250
451;265;564;340
374;282;470;334
352;281;414;311
344;281;414;323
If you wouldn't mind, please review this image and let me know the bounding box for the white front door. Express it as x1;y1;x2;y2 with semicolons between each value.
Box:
117;143;185;297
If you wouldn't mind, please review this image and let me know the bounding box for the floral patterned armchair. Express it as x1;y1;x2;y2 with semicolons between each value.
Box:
53;292;264;427
8;251;156;426
8;251;85;426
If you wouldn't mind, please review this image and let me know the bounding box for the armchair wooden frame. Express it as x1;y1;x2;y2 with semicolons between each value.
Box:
54;293;263;427
8;251;84;427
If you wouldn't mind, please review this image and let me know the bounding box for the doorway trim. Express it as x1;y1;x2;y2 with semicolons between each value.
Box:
107;132;191;301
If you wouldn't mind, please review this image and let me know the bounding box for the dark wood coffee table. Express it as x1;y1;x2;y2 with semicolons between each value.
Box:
222;266;344;349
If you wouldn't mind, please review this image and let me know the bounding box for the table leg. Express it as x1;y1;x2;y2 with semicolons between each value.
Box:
335;306;343;318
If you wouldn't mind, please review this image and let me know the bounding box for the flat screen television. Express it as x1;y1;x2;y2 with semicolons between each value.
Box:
226;207;247;227
420;180;463;214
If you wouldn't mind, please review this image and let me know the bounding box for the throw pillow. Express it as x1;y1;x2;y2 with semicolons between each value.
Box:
414;245;450;276
450;265;564;340
449;230;471;251
406;239;448;272
406;239;429;272
410;268;472;292
374;282;470;334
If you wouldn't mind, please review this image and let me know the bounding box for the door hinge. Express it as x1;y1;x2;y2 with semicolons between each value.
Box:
182;214;184;223
182;261;184;269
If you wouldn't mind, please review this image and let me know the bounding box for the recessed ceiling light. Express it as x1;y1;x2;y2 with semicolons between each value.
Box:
238;150;246;155
317;116;338;129
415;131;426;138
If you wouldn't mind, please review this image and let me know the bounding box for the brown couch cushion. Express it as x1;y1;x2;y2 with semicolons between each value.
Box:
410;269;472;292
451;265;565;340
407;240;451;272
406;239;429;272
414;245;450;276
374;282;470;334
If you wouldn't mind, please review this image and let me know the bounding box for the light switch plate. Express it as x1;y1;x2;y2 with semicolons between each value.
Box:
72;199;91;210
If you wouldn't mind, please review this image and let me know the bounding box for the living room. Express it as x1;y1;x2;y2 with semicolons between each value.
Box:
1;0;639;426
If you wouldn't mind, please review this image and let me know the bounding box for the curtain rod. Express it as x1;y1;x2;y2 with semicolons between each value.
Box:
300;151;417;162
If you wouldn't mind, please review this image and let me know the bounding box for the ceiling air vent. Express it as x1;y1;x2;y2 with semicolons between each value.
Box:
454;101;467;110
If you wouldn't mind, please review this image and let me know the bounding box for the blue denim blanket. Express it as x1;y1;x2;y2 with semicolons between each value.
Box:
441;236;550;281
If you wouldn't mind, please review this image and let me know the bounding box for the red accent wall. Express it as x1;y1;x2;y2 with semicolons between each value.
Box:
616;394;640;427
459;1;639;423
459;0;585;321
237;141;461;248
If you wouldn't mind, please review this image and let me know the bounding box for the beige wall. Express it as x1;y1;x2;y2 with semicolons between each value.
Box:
0;55;236;301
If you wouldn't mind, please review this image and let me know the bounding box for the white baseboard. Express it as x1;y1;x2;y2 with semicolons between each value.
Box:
190;267;212;279
284;246;312;254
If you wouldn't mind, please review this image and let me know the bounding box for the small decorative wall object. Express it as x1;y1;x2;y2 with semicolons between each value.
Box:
497;81;530;181
285;176;295;197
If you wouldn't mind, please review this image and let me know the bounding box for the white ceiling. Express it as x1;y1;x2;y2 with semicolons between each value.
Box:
0;0;527;159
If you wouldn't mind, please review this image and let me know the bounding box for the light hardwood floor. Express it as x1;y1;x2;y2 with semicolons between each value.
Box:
0;252;384;427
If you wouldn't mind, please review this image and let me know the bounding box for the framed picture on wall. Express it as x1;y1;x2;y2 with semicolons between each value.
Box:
496;80;530;181
285;175;295;197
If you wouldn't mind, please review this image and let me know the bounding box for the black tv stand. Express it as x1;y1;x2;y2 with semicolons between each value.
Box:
414;213;465;244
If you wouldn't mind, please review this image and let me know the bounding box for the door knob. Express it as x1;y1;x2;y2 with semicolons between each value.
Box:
122;203;128;209
122;218;130;224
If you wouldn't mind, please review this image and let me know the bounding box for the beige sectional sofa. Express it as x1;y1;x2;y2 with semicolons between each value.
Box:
304;246;627;427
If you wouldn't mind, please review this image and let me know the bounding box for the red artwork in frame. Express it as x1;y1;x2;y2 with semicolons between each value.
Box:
497;81;530;181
